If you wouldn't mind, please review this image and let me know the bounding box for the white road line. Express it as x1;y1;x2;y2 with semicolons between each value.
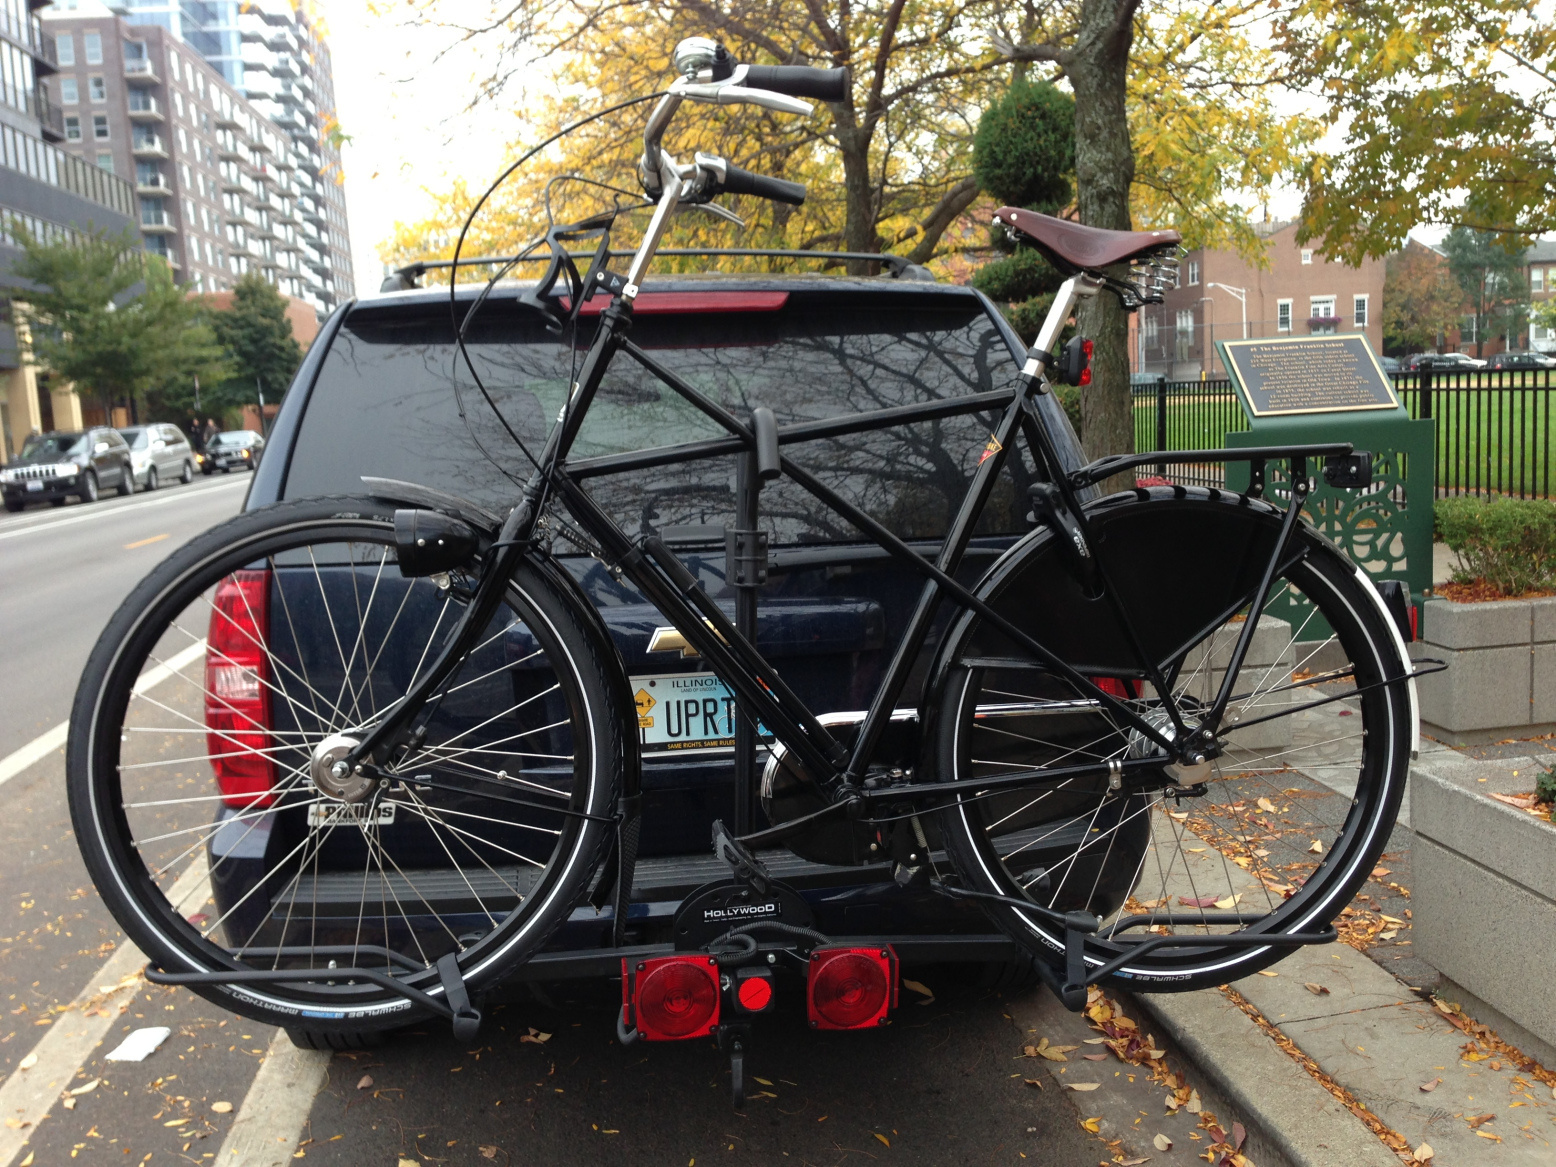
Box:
0;640;209;789
0;478;248;543
0;859;210;1167
216;1031;329;1165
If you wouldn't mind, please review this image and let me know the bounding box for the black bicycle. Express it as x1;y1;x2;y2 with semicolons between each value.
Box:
68;38;1422;1046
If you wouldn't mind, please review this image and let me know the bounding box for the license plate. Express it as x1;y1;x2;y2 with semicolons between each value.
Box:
631;672;752;752
25;481;42;492
307;801;397;830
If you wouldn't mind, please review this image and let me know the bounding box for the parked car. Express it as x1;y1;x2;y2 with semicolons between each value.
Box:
1487;351;1556;370
201;429;264;474
0;427;133;511
1377;355;1402;375
1404;352;1487;371
120;423;195;491
235;262;1090;995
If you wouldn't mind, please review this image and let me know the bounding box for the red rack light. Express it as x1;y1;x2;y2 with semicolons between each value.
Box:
806;946;897;1030
622;955;721;1041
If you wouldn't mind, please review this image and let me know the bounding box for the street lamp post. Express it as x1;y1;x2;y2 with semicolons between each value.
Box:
1206;282;1249;339
1197;296;1216;379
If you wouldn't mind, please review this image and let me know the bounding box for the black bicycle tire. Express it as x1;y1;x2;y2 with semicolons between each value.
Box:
932;487;1413;992
68;495;622;1032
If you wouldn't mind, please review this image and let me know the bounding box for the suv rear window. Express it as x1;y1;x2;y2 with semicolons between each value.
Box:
284;290;1040;542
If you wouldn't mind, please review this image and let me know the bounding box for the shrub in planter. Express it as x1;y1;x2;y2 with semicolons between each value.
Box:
1435;497;1556;595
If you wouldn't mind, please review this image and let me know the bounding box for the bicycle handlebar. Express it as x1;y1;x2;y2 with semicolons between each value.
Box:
739;64;849;103
719;164;806;206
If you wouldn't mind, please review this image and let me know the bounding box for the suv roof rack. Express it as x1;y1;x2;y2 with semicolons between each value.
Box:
380;248;936;293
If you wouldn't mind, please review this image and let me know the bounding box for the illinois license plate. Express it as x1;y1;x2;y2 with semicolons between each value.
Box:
630;672;741;752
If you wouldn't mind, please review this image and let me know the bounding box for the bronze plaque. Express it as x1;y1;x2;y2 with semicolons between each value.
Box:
1221;334;1399;417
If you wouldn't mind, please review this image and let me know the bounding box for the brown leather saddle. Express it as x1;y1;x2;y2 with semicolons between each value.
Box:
993;207;1180;274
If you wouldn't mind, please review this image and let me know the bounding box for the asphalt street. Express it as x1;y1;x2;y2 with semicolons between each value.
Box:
0;468;1120;1166
0;472;251;757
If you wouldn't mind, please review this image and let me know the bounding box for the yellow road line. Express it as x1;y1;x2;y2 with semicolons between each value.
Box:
123;533;171;550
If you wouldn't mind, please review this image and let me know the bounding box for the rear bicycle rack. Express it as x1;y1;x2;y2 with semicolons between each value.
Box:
933;882;1340;1010
144;946;483;1041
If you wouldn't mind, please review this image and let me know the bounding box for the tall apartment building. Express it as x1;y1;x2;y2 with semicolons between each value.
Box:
1132;220;1386;380
0;0;136;460
39;9;342;315
114;0;353;305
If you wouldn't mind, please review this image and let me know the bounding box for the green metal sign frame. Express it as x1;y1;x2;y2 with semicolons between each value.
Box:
1216;333;1435;638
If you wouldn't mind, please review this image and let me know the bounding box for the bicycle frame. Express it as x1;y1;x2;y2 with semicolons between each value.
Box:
347;166;1359;848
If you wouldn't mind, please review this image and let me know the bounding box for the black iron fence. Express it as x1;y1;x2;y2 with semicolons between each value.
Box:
1130;368;1556;499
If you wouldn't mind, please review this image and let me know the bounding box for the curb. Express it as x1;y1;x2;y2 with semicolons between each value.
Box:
1130;987;1400;1167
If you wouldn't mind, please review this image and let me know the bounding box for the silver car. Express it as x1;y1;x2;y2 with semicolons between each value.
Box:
120;423;196;491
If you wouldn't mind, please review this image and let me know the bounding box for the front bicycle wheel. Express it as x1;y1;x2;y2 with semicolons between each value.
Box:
69;496;621;1034
933;486;1413;992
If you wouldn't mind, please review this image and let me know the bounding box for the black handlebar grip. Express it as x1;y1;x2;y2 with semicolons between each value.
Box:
741;64;850;102
751;407;781;481
721;165;807;206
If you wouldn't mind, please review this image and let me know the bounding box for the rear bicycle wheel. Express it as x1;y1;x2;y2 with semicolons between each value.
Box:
933;487;1413;992
69;496;621;1034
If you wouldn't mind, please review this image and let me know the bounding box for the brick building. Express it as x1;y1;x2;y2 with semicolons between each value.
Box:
1132;220;1385;379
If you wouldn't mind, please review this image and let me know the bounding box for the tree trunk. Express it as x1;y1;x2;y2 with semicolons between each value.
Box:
1068;0;1137;488
835;122;877;274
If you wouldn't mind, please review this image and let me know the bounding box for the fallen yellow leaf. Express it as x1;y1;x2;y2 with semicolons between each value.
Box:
1067;1082;1100;1091
211;1101;233;1113
902;979;934;1000
17;1053;36;1071
1256;797;1277;813
1309;840;1324;854
1153;1133;1173;1151
1080;1117;1101;1133
19;1152;33;1166
1413;1144;1433;1163
1256;970;1279;977
68;1079;99;1096
873;1133;890;1147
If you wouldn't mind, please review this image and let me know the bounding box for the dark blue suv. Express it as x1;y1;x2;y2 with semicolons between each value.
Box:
240;264;1086;988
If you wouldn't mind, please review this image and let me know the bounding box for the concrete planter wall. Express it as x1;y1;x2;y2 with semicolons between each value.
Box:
1412;750;1556;1065
1410;596;1556;734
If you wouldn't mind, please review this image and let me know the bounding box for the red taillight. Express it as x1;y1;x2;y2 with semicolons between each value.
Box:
623;955;721;1041
807;947;897;1030
734;967;775;1013
205;569;275;810
1078;339;1093;386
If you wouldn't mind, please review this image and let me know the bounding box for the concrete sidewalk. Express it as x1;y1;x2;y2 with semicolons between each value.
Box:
1126;739;1556;1166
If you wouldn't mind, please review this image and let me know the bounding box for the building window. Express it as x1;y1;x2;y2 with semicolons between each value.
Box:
1175;308;1195;359
59;77;78;104
173;91;184;117
1277;299;1293;332
1300;248;1314;265
1142;312;1159;346
89;75;106;102
92;115;109;141
1310;296;1337;333
64;115;81;142
96;152;114;173
83;31;102;66
56;34;75;66
1186;260;1200;286
1533;267;1545;294
177;127;187;151
1353;295;1369;329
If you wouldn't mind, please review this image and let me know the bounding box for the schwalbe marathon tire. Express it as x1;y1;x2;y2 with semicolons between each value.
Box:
933;488;1413;993
67;496;623;1035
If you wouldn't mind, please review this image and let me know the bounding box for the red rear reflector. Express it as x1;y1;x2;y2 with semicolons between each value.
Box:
1094;677;1143;699
735;969;775;1012
807;947;897;1030
560;291;790;316
624;955;721;1041
205;569;275;810
1409;604;1418;642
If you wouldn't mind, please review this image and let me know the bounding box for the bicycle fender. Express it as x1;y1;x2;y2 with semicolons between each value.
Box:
361;476;505;534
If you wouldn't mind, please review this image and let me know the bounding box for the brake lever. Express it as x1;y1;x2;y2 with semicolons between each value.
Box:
693;202;746;228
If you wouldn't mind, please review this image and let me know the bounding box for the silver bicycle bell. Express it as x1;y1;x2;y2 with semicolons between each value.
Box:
673;36;722;80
